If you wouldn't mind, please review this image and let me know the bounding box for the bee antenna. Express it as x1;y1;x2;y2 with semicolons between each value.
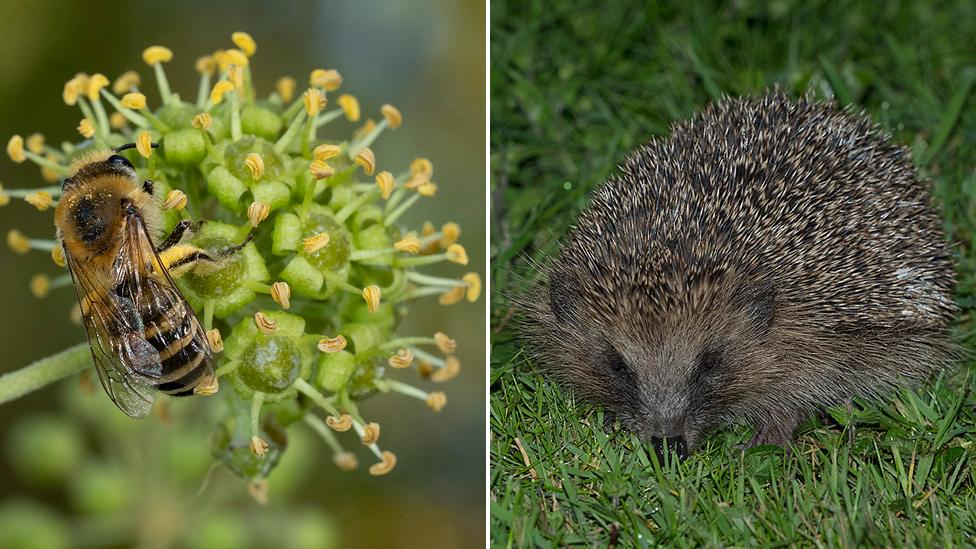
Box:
113;142;160;153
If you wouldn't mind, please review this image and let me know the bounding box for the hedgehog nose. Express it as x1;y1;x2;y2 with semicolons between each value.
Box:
650;435;688;461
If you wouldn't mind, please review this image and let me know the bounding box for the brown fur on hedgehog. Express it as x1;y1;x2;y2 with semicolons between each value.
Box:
518;92;959;456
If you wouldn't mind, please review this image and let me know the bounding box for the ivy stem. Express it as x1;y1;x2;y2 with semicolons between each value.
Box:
0;343;90;405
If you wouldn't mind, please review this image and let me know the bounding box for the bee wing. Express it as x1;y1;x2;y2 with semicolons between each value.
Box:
64;244;160;419
123;210;214;385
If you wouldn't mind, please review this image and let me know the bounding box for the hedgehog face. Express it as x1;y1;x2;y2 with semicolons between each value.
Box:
520;265;777;458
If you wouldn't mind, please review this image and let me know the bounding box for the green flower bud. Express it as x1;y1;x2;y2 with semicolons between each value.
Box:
6;415;84;485
279;255;325;296
241;104;283;141
272;212;302;254
224;311;313;399
224;136;285;181
155;101;200;129
317;350;356;392
212;417;287;482
206;165;248;211
251;180;291;210
162;128;207;165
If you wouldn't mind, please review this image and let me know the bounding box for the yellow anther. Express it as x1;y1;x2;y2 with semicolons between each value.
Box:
405;173;428;190
394;233;421;254
25;191;54;212
326;414;352;432
276;76;296;102
219;48;249;69
25;133;44;154
29;274;49;298
431;356;460;382
244;152;265;181
77;118;96;139
247;201;269;228
192;112;212;130
195;55;216;75
206;329;224;353
112;71;141;94
303;232;330;254
62;81;79;106
7;230;30;254
363;284;381;313
69;304;83;326
210;80;235;105
446;244;468;265
337;94;360;122
369;451;397;476
136;130;153;158
0;185;7;207
162;189;187;210
417;181;438;197
360;422;381;445
7;135;25;163
109;112;127;129
51;245;66;268
303;88;324;117
333;452;359;471
142;45;173;65
318;335;347;353
121;92;147;110
355;147;375;176
227;65;245;90
250;436;269;457
254;311;277;334
313;143;341;161
422;221;436;237
41;155;62;183
271;281;291;310
411;157;433;178
439;222;461;248
375;171;394;199
463;272;482;302
309;159;334;180
353;118;376;139
426;391;447;412
194;376;220;395
309;68;342;91
438;285;465;305
380;104;402;128
434;332;456;354
231;31;257;57
388;348;414;369
86;73;109;100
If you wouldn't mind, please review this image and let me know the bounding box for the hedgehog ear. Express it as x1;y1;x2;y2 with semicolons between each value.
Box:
548;271;580;325
731;280;776;335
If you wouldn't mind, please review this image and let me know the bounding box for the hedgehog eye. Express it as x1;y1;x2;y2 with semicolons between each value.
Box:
606;347;629;375
697;347;722;374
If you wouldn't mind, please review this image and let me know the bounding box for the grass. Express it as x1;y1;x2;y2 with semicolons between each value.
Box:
490;0;976;545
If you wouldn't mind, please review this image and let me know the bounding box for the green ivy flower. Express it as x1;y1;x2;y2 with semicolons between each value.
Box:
0;31;481;487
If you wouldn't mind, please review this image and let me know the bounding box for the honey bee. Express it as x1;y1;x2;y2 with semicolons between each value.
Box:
54;144;245;418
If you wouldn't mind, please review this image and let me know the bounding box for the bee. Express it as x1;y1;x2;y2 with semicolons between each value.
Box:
54;144;246;418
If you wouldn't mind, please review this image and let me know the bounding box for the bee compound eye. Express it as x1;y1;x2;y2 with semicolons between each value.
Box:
107;154;134;169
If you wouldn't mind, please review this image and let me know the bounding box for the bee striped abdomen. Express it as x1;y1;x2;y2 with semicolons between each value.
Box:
142;290;211;396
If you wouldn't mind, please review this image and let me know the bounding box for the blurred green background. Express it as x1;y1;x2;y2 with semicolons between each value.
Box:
0;1;485;548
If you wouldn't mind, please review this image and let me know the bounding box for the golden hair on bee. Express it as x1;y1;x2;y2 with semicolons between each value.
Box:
54;147;161;269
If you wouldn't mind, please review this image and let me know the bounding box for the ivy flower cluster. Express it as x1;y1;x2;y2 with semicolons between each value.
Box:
1;32;480;488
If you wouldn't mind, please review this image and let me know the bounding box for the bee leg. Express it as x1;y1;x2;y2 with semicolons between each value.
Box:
159;234;254;279
157;220;205;252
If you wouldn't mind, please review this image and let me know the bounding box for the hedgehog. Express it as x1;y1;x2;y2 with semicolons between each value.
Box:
518;92;958;457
